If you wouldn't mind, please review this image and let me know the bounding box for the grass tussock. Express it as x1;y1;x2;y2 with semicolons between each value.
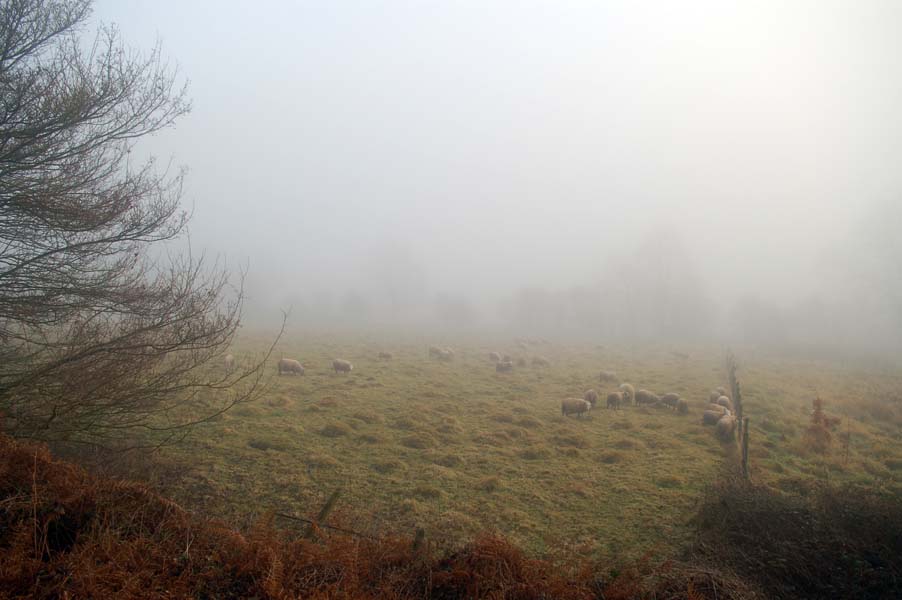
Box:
247;438;287;452
519;446;551;460
400;434;435;449
319;421;352;437
600;451;626;464
478;476;501;492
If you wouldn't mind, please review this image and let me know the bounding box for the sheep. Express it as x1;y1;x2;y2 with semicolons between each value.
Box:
562;397;592;418
708;390;722;404
332;358;353;374
706;403;730;416
378;351;393;360
717;415;737;440
489;351;502;363
584;389;599;408
717;386;728;397
531;356;550;367
496;360;513;372
635;389;659;406
224;353;235;371
606;391;623;410
598;370;618;383
676;399;689;414
277;358;304;376
429;346;454;360
619;383;635;406
702;410;722;426
716;396;734;412
661;393;680;410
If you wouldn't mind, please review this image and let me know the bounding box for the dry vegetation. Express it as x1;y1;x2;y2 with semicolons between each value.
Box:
138;335;902;563
3;336;902;598
0;432;762;599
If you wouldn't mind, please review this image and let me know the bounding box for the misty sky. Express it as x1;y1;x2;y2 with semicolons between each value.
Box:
91;1;902;333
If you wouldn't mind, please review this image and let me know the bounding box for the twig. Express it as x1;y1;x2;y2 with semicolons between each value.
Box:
275;512;377;540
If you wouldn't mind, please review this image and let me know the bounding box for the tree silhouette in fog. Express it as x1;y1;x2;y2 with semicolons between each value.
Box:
0;0;275;449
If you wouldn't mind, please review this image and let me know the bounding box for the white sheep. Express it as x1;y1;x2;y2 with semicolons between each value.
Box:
635;389;659;406
702;410;722;426
661;393;680;410
278;358;304;376
716;395;734;412
599;370;618;383
619;383;635;405
496;360;513;372
562;398;592;418
717;415;737;440
332;358;353;373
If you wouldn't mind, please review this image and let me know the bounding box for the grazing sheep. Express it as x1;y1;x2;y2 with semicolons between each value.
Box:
619;383;635;405
717;415;737;440
708;390;722;404
496;360;513;373
224;353;235;371
332;359;353;374
706;403;731;416
599;370;618;383
584;389;599;408
531;356;550;367
717;386;728;396
489;351;501;363
635;389;660;406
278;358;304;376
438;348;455;361
677;399;689;414
606;391;623;409
378;351;393;360
702;410;722;426
716;396;734;411
562;398;592;418
661;393;680;410
428;345;443;358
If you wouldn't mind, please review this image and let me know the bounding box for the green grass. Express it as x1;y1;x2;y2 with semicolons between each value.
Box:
153;334;902;561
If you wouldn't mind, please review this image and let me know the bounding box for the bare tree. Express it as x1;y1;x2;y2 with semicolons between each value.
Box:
0;0;277;449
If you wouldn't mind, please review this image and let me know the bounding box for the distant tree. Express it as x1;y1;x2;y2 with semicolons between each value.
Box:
805;397;832;454
0;0;278;449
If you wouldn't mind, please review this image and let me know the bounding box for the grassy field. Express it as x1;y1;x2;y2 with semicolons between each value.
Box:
149;334;902;562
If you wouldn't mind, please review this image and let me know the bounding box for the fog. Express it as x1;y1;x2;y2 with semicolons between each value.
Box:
92;1;902;349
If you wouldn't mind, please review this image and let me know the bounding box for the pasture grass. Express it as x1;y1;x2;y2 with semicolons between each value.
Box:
152;334;902;560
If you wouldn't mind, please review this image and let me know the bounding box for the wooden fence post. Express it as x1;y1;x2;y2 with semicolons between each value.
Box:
304;488;341;540
741;417;750;480
412;527;426;554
